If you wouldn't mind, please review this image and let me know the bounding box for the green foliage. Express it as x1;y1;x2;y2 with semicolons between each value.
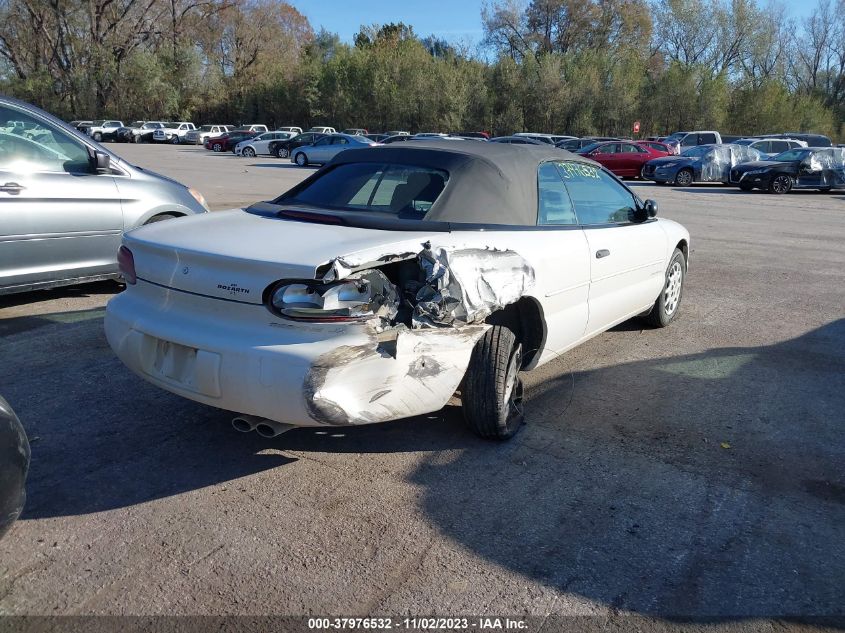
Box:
0;0;841;139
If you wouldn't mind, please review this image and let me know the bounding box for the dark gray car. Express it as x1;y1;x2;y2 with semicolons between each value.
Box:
0;397;29;540
0;95;209;295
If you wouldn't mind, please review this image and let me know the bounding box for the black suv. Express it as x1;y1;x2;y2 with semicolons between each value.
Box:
268;132;325;158
730;147;845;194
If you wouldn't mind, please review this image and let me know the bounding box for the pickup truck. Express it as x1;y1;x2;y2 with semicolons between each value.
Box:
232;124;268;134
84;120;124;142
116;121;166;143
153;122;197;144
186;125;232;145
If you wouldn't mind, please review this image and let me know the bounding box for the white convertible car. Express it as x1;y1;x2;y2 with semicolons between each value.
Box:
105;142;689;440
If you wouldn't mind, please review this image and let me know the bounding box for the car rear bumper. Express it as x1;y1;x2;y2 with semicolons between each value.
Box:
105;281;484;427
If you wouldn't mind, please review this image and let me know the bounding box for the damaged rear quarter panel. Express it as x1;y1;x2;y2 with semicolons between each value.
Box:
303;326;489;425
301;237;539;425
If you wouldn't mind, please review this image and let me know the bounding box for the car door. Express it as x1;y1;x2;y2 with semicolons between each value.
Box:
590;143;618;172
0;102;124;292
619;143;648;176
529;162;591;353
559;164;667;335
797;149;830;188
325;136;351;162
307;135;333;161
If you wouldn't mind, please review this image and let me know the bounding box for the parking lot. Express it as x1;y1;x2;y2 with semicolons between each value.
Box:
1;143;844;624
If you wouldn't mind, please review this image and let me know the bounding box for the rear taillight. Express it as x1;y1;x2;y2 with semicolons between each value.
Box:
117;246;136;284
267;270;397;323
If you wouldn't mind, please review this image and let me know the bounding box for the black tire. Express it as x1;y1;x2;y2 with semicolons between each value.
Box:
462;325;525;440
277;147;289;158
644;248;686;328
93;132;102;142
768;173;792;194
170;135;180;145
739;181;753;191
295;152;308;166
675;168;693;187
213;143;223;152
242;147;255;157
640;165;648;180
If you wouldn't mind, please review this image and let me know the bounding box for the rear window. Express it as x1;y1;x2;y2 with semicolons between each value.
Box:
280;163;449;219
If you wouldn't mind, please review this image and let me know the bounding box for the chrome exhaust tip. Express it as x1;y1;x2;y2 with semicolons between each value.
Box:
254;421;297;438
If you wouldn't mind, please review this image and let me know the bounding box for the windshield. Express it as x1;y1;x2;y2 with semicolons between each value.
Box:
772;148;811;162
278;162;449;219
681;146;710;158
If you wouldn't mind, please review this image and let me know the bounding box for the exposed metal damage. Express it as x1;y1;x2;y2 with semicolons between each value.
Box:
300;242;536;425
303;326;490;426
319;241;536;329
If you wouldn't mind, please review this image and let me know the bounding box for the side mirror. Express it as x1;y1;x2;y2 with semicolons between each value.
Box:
89;150;110;173
644;199;658;218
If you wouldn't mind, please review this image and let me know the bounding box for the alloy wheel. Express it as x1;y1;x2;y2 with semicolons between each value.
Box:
663;261;683;316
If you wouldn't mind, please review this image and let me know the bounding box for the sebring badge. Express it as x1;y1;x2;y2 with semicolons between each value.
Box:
217;282;250;296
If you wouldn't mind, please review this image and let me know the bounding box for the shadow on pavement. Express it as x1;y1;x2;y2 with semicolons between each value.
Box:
407;319;845;618
0;281;118;311
5;301;844;617
247;163;315;171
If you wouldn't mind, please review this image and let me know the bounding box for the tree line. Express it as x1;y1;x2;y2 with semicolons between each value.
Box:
0;0;843;139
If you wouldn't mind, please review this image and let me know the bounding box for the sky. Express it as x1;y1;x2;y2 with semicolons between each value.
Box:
289;0;818;46
289;0;486;45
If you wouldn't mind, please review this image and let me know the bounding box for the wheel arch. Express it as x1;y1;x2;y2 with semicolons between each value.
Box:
675;238;689;269
485;296;547;371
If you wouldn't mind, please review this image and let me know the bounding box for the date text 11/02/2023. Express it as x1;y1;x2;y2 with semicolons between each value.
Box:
307;617;528;630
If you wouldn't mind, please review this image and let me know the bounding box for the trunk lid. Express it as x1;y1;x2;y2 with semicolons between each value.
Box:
125;209;438;304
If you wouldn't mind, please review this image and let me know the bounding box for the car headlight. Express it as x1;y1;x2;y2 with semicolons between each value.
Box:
743;169;767;176
267;270;398;322
187;187;208;210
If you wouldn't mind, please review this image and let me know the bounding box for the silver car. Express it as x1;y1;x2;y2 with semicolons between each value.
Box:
291;133;377;166
0;96;209;295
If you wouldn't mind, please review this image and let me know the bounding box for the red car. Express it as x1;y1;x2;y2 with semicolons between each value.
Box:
636;140;672;154
577;141;670;178
204;131;258;152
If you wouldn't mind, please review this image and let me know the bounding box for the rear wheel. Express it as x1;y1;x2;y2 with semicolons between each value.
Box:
644;248;685;328
768;174;792;194
675;168;693;187
277;147;289;158
462;326;525;440
640;165;649;180
295;152;308;166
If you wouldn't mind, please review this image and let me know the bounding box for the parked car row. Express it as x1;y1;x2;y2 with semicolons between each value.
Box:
640;144;845;194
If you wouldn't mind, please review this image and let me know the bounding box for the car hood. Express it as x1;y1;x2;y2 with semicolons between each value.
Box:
124;209;441;303
646;156;694;168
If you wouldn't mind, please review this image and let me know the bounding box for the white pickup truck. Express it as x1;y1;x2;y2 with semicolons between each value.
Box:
85;120;124;142
153;122;197;144
185;125;231;145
